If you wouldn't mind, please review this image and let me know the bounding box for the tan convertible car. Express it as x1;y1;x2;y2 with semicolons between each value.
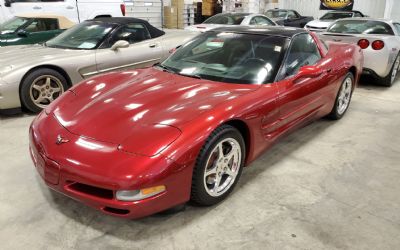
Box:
0;17;198;113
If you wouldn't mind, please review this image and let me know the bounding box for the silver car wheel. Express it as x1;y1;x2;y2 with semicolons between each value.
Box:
337;76;353;115
29;75;64;108
203;138;242;197
391;55;400;84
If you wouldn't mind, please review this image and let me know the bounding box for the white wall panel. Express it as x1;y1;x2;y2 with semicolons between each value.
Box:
279;0;386;19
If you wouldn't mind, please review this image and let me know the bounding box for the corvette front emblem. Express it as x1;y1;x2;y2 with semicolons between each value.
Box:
56;135;69;145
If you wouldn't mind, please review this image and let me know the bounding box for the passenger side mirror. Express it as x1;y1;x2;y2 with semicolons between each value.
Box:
111;40;129;51
294;65;323;82
17;30;28;37
4;0;12;7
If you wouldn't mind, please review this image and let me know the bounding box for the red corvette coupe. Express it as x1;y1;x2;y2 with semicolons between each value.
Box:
30;26;363;218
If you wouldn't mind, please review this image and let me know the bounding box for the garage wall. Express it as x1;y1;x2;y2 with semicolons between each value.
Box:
278;0;387;19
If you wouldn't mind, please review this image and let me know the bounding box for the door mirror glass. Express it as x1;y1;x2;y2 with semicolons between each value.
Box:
17;29;28;37
111;40;130;50
294;66;322;82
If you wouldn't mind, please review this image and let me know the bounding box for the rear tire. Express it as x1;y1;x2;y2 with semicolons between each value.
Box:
327;72;354;120
190;125;245;206
20;68;68;113
381;53;400;87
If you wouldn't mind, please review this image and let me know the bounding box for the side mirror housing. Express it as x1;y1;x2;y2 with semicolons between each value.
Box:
4;0;12;7
111;40;129;51
294;65;323;82
17;30;28;37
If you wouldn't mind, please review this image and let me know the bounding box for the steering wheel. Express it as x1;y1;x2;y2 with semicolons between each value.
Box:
243;58;267;67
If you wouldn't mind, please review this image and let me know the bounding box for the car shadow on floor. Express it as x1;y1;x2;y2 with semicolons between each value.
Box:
36;116;336;241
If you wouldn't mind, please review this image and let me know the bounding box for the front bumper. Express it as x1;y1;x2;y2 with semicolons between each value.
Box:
0;77;21;110
29;112;193;219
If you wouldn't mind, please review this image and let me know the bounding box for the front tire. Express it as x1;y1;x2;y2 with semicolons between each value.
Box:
327;72;354;120
20;68;68;113
381;53;400;87
190;125;245;206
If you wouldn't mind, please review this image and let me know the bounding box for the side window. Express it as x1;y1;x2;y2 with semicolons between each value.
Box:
255;16;275;25
354;12;362;17
287;11;298;19
109;23;151;46
282;34;321;77
394;23;400;35
249;17;257;25
24;18;59;32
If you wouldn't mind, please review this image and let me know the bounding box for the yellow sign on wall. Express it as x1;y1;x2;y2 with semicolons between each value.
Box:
320;0;354;10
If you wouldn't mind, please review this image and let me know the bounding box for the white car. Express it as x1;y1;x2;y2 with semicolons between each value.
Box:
320;18;400;86
185;13;277;32
0;0;125;24
305;10;366;33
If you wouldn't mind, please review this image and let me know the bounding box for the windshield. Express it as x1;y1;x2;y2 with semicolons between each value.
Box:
320;12;353;20
46;21;116;49
160;31;287;84
327;20;394;35
0;17;29;34
203;14;248;25
266;10;287;18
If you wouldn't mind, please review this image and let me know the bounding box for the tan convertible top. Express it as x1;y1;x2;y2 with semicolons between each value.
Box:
16;13;76;29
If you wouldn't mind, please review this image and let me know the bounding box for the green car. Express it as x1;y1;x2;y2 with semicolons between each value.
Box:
0;14;75;46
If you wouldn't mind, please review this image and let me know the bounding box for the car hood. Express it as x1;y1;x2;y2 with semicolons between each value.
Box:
52;68;258;144
307;19;333;28
0;44;91;72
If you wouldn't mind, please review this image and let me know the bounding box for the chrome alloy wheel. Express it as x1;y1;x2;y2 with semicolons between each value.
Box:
203;138;242;197
391;55;400;84
337;76;353;115
29;75;64;108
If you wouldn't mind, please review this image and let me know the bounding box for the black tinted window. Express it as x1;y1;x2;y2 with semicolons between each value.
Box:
109;23;151;45
283;34;321;77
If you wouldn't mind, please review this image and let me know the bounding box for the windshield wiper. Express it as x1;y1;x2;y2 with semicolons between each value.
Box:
154;62;175;74
176;72;202;79
154;63;202;79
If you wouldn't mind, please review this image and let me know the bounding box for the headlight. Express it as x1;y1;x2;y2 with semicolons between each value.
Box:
116;185;166;201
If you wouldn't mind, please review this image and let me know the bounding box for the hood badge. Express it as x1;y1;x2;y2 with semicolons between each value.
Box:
56;135;69;145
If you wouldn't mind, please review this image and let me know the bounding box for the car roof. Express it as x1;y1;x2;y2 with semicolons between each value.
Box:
335;17;393;23
326;10;361;14
209;26;307;38
87;17;150;25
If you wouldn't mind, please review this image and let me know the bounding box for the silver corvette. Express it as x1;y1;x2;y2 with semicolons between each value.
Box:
319;18;400;86
0;17;198;113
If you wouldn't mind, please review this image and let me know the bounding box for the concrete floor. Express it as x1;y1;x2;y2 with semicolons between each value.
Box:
1;78;400;250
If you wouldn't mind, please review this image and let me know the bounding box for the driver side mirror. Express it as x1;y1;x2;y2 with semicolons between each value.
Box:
294;65;323;82
4;0;12;7
17;30;28;37
111;40;129;51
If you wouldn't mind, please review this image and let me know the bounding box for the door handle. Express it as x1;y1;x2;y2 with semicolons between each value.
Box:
149;43;157;48
33;6;42;10
66;5;74;9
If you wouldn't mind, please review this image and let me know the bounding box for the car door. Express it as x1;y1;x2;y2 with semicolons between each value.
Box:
8;0;44;15
95;23;162;75
273;33;324;134
40;0;77;23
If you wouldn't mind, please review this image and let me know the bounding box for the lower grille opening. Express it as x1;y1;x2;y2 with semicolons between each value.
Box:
68;182;113;199
103;207;130;215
